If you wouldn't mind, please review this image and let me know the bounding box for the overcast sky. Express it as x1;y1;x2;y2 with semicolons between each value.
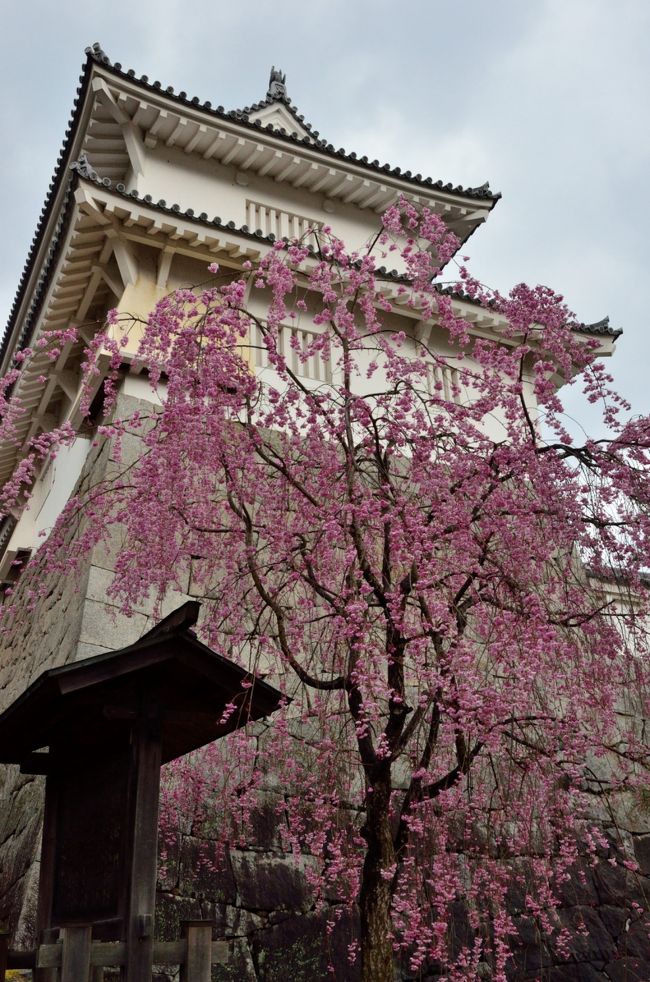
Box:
1;0;648;433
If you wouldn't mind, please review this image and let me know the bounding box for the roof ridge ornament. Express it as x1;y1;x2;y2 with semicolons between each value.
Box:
86;41;110;65
72;153;96;180
267;66;287;101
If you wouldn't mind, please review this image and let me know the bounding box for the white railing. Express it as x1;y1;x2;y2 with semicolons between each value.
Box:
425;360;463;403
249;321;332;385
245;200;323;241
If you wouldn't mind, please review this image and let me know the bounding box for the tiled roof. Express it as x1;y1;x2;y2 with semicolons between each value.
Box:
1;157;310;364
3;154;619;368
574;316;621;338
86;43;500;202
72;154;288;244
433;285;621;338
75;157;616;341
1;42;501;369
0;58;95;367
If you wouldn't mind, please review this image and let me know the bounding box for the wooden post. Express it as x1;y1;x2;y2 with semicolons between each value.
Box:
61;925;91;982
124;714;162;982
0;931;8;982
35;927;60;982
36;774;58;937
180;921;213;982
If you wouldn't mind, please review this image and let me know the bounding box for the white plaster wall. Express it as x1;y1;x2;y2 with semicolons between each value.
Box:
136;145;392;256
4;437;91;559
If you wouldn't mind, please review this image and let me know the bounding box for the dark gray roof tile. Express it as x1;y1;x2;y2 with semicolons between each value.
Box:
575;316;620;337
0;58;95;365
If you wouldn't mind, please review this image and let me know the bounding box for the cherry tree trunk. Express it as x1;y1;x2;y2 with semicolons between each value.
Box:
359;774;396;982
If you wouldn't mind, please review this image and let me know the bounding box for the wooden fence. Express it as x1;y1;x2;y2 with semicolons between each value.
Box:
0;921;226;981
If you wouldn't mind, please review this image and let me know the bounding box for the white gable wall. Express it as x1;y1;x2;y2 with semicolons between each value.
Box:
134;144;396;256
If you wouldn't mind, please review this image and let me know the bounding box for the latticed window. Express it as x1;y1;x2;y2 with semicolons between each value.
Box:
249;320;332;384
245;199;323;241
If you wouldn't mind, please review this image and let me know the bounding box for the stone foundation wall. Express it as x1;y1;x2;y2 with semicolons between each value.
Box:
152;815;650;981
156;833;358;981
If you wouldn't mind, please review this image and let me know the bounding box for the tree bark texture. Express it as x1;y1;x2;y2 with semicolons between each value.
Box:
359;774;396;982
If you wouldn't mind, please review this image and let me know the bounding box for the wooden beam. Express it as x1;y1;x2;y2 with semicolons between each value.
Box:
75;268;103;322
35;939;61;982
293;162;319;189
258;150;282;177
132;102;152;128
275;156;300;183
359;184;389;209
144;109;169;149
240;144;263;171
166;118;190;148
124;716;162;982
344;178;371;204
53;370;78;402
180;923;212;982
74;190;113;226
0;931;8;981
61;926;91;982
157;248;174;290
310;167;336;194
202;130;227;160
122;123;146;177
328;173;355;198
184;124;207;154
91;78;129;125
109;236;139;287
221;137;246;167
373;190;398;213
92;265;123;300
90;81;145;177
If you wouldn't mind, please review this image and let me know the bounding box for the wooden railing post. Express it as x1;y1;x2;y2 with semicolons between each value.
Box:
0;931;8;982
179;921;213;982
35;927;60;982
61;925;91;982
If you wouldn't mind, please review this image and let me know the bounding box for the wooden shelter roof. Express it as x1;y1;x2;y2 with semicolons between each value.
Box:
0;601;284;770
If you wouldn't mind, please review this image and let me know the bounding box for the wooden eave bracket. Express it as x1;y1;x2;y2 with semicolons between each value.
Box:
413;321;433;348
157;248;174;290
88;187;267;266
584;335;617;357
105;235;139;289
67;351;112;429
91;77;145;177
53;369;79;402
92;263;123;300
88;68;496;224
73;186;114;226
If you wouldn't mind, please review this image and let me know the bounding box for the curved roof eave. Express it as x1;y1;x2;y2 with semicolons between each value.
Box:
2;42;502;372
85;43;501;204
